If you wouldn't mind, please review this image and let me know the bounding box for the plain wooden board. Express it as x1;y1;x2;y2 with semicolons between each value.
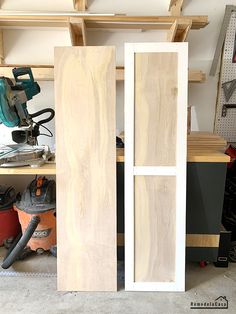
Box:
0;65;205;83
135;176;176;282
0;14;209;30
134;52;178;166
0;163;56;175
186;234;220;248
55;46;117;291
125;43;188;291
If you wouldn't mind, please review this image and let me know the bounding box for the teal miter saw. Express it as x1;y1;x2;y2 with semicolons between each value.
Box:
0;67;55;167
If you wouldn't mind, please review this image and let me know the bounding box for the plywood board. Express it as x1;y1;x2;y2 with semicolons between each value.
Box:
134;52;177;166
135;176;176;282
125;43;188;291
55;46;117;291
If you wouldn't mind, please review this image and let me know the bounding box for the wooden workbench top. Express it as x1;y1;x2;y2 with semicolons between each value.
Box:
117;132;230;163
0;133;230;175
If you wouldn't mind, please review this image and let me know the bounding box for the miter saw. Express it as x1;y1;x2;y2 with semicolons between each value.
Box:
0;67;55;167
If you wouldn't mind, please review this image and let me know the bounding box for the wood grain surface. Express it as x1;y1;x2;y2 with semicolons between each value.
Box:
55;46;117;291
134;52;178;166
135;176;176;282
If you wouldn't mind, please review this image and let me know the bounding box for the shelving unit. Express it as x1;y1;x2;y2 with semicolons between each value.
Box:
0;4;209;176
0;12;208;63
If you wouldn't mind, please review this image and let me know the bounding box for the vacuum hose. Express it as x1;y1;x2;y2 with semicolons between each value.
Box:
1;215;40;269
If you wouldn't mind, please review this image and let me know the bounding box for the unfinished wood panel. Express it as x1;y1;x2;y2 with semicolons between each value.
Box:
125;43;188;292
134;52;178;166
55;46;116;291
135;176;176;282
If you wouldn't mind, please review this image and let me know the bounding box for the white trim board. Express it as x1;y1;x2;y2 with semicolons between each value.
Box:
125;42;188;292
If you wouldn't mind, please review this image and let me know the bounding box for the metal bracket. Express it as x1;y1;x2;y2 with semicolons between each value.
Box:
222;104;236;117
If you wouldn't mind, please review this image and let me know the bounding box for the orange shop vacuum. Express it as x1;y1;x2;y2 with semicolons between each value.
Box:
1;176;56;269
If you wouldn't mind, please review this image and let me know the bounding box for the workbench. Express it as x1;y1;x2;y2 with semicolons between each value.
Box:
0;132;229;263
117;132;230;262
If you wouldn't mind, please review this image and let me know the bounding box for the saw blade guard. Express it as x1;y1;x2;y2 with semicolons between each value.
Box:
0;78;20;127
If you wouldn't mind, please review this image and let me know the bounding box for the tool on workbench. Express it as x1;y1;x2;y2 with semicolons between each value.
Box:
0;67;54;167
1;176;56;269
0;185;21;247
222;79;236;102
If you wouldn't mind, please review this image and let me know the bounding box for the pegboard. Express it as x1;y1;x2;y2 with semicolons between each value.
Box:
215;12;236;142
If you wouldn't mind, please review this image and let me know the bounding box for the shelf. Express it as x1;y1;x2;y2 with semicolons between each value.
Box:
0;163;56;175
0;134;229;175
0;65;206;83
0;13;208;30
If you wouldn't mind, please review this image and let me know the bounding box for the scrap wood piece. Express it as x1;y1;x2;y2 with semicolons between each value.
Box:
167;19;192;42
68;17;87;46
73;0;87;11
169;0;184;16
210;5;236;76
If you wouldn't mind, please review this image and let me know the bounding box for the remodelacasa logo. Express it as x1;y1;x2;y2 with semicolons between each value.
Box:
190;296;228;309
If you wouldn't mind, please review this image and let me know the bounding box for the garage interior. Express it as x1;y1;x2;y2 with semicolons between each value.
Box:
0;1;236;313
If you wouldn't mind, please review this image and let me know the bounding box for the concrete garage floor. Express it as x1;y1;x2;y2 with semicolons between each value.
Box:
0;247;236;314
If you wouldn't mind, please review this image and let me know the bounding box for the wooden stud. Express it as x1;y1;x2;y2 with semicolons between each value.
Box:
169;0;184;16
73;0;87;11
69;17;87;46
0;30;4;64
174;20;192;42
167;19;192;42
166;20;178;42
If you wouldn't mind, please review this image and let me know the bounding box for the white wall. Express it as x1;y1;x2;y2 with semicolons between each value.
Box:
0;0;235;155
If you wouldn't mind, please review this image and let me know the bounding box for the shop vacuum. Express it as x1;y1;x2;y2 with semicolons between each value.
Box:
1;176;57;269
0;186;21;247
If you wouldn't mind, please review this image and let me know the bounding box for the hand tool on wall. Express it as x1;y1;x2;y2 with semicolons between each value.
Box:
222;79;236;102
